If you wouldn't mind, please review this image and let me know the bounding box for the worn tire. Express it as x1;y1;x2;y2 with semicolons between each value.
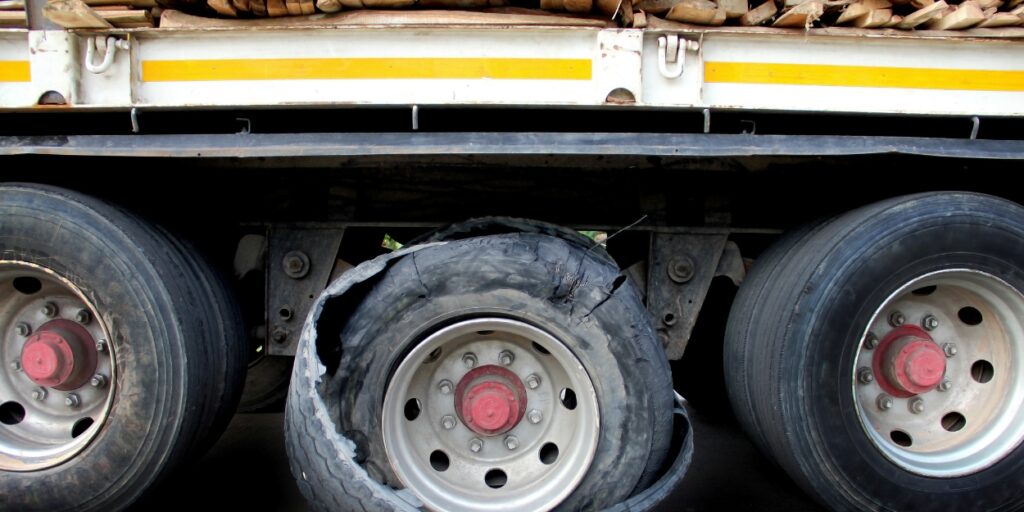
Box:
724;192;1024;511
0;184;245;511
288;233;673;511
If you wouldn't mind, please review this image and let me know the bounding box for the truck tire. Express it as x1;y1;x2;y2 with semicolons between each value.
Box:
286;233;673;511
724;192;1024;511
238;354;292;413
0;184;245;511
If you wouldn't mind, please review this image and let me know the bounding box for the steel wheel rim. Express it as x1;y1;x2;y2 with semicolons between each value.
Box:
0;261;116;471
852;269;1024;477
382;317;600;512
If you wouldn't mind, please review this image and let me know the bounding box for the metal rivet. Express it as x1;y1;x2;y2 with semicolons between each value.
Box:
528;409;543;424
41;302;58;318
15;322;31;337
96;339;108;353
441;415;456;430
938;379;952;392
922;315;939;331
65;393;81;408
889;311;905;327
909;398;925;414
10;360;21;372
271;328;288;344
864;332;879;350
857;367;874;385
462;353;477;369
90;374;108;388
877;394;894;411
943;343;958;357
469;438;483;453
526;374;542;389
504;435;519;450
438;379;453;395
31;388;46;401
667;255;696;284
75;309;91;325
499;350;515;366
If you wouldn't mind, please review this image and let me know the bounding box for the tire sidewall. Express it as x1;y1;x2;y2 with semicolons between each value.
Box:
788;197;1024;511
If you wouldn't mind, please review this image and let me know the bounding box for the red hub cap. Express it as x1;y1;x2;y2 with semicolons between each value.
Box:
19;319;97;391
455;365;528;436
873;325;946;397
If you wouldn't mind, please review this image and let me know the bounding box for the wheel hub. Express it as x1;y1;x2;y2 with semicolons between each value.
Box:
20;319;97;391
874;326;946;397
455;365;527;436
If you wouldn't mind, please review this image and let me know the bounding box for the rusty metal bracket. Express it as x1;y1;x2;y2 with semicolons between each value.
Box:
647;233;733;360
267;226;345;356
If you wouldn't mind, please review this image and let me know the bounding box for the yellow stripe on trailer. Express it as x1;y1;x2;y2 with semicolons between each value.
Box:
705;62;1024;92
142;57;593;82
0;61;30;82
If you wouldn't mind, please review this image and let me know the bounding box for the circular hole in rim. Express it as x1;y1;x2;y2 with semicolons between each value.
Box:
958;307;983;326
890;430;913;447
540;442;559;465
941;412;967;432
12;276;42;295
911;285;937;296
429;450;450;472
559;388;577;410
404;399;421;421
971;360;995;384
72;417;94;438
532;342;551;355
423;347;442;365
485;469;508;489
0;401;26;425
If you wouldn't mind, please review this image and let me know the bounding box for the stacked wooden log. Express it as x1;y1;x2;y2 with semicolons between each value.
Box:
636;0;1023;28
27;0;157;27
0;0;28;26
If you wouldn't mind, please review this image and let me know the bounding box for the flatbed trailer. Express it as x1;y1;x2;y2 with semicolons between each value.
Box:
1;10;1024;512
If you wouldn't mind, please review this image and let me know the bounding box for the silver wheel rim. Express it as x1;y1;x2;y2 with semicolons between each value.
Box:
0;261;116;471
853;269;1024;477
382;318;599;512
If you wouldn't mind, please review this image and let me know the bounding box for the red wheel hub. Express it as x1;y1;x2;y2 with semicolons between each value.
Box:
19;319;97;391
454;365;528;436
873;325;946;397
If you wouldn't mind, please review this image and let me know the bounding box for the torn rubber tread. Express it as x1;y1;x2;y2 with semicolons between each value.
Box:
724;193;1024;512
0;184;240;511
286;233;673;511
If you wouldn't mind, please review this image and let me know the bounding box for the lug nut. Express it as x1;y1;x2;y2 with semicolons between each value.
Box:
922;315;939;331
909;398;925;414
889;311;905;327
857;367;875;385
441;415;456;430
877;394;894;411
469;438;483;453
90;374;108;388
498;350;515;366
938;379;952;392
65;394;81;408
525;374;542;390
528;409;543;424
10;360;22;372
943;343;958;357
438;379;453;395
864;333;879;350
15;322;31;337
41;302;58;318
75;309;91;325
504;435;519;450
462;353;477;369
31;388;47;401
96;339;108;353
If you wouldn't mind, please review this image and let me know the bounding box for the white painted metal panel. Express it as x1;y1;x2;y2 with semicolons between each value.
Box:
0;32;35;108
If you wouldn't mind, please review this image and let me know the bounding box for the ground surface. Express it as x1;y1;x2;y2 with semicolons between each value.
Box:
134;406;824;512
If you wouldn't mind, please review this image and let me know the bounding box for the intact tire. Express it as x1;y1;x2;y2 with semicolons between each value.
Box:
288;233;673;511
0;184;245;511
724;192;1024;511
